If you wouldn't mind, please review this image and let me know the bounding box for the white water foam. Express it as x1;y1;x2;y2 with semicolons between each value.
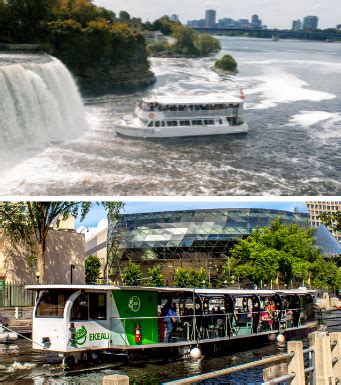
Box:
288;110;341;142
244;69;336;110
0;57;87;151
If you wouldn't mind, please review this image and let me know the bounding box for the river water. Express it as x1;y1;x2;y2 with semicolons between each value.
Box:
0;339;283;384
1;37;341;195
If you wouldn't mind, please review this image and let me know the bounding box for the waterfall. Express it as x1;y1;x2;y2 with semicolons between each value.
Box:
0;56;87;150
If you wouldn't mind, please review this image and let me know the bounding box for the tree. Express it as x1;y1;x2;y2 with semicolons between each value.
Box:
319;211;341;232
217;257;238;287
231;218;320;287
172;24;199;56
122;260;142;286
119;10;130;20
85;255;101;284
0;201;123;283
214;54;238;72
141;249;157;260
311;256;341;290
196;33;221;56
146;265;165;287
173;267;211;288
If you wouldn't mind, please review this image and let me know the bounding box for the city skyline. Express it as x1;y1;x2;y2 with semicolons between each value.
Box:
94;0;341;29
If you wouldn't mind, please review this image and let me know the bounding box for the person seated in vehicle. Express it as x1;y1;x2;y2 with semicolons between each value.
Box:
235;307;251;326
261;305;273;331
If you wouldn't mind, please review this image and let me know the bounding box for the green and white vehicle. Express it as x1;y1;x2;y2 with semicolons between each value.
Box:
26;285;318;365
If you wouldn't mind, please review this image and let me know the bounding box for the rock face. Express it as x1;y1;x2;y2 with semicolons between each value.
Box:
54;41;156;92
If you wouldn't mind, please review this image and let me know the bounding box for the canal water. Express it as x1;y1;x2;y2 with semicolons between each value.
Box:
1;37;341;195
0;339;285;384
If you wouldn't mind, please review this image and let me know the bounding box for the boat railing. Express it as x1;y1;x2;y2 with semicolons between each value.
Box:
110;308;311;345
161;109;235;118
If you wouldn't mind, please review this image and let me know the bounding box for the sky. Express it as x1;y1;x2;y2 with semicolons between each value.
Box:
76;199;309;240
94;0;340;29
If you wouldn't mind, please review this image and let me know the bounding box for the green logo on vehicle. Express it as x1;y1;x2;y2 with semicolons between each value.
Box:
128;296;141;312
75;325;87;345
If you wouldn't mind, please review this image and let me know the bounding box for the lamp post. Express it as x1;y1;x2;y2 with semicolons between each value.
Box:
168;265;177;285
202;280;206;288
35;272;40;285
223;280;227;288
70;264;75;284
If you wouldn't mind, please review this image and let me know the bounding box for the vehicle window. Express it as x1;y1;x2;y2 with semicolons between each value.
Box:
192;120;203;126
155;121;160;127
147;121;153;127
219;119;223;124
166;121;178;127
204;120;215;125
161;121;165;127
179;120;190;126
71;292;107;321
36;290;73;318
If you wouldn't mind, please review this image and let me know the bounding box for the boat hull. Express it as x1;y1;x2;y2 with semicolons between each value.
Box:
114;123;248;138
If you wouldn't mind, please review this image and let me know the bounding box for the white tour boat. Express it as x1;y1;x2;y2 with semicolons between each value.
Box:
114;95;248;138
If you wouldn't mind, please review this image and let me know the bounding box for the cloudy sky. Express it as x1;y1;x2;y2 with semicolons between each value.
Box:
94;0;339;29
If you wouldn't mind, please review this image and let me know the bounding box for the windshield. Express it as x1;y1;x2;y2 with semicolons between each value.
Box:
36;290;74;318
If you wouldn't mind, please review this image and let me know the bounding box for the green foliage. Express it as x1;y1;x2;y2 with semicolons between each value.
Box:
172;25;199;56
141;249;157;260
150;16;177;36
119;10;130;20
311;257;341;289
173;267;211;288
214;54;238;72
230;218;340;290
148;39;172;54
216;257;238;287
146;265;165;287
196;33;221;56
319;211;341;232
0;201;123;282
122;260;143;286
85;255;101;284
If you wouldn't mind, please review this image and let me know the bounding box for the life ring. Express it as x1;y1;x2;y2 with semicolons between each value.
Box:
148;112;155;119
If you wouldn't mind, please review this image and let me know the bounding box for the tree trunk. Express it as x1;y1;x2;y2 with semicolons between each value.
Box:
36;243;45;284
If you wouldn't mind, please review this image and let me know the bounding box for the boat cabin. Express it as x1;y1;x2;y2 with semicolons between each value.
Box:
26;285;315;356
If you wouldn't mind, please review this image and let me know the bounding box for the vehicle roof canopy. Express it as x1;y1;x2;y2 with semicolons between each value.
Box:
142;95;242;105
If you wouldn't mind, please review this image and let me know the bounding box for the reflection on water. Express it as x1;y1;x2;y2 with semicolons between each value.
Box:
0;339;286;384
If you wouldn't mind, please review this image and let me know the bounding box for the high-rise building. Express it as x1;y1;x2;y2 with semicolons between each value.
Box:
302;16;319;30
292;20;302;31
205;9;216;28
306;201;341;243
337;24;341;31
170;14;179;22
251;15;262;28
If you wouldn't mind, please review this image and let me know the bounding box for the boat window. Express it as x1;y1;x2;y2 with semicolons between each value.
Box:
166;121;178;127
219;119;223;124
203;119;215;125
161;121;165;127
192;120;203;126
179;120;190;126
147;121;153;127
71;292;107;321
155;121;160;127
36;290;73;318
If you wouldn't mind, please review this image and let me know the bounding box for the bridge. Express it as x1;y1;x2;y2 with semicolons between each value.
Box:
192;27;341;41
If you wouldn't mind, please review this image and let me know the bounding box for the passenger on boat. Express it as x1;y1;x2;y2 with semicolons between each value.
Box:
261;305;273;331
164;303;179;342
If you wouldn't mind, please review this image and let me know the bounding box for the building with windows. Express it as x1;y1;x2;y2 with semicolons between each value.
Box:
205;9;216;28
302;16;318;30
306;201;341;243
292;20;302;31
251;15;262;28
104;208;341;281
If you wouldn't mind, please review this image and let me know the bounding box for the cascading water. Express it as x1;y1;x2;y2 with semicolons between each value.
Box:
0;54;87;150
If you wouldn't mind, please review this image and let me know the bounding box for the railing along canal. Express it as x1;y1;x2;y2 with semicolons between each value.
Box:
163;331;341;385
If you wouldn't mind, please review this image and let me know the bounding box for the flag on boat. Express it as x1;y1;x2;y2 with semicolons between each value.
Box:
239;88;246;100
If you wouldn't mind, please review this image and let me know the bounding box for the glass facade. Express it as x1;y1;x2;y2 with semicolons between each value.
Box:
107;208;318;261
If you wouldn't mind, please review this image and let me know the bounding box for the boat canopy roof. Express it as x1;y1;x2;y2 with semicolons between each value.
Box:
25;284;313;296
142;95;242;105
